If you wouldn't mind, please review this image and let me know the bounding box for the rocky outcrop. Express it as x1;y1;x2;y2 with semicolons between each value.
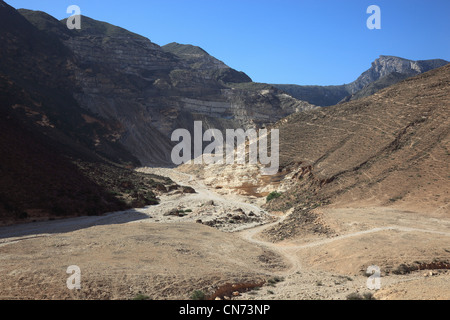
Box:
274;56;448;106
346;55;449;93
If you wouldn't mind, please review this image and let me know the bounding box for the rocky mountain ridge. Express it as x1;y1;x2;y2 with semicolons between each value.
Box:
274;55;448;106
18;8;315;166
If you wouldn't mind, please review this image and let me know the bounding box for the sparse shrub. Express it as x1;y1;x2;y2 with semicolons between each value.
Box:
363;292;376;300
346;292;364;300
346;292;376;300
392;263;411;275
267;276;284;286
266;191;282;202
389;196;403;202
190;290;205;300
133;293;151;300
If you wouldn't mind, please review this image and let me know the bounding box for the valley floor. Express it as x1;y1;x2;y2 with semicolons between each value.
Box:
0;167;449;300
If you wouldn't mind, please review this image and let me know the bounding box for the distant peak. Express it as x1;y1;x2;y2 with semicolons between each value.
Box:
379;55;402;59
376;55;411;62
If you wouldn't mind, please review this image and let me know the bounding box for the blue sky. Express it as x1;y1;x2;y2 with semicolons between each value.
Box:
7;0;450;85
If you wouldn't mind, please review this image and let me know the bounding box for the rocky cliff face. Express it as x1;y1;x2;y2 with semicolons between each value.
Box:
274;56;448;106
346;55;449;93
15;10;315;166
0;2;181;224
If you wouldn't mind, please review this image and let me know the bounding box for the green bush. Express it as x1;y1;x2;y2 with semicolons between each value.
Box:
266;191;282;202
132;293;151;300
190;290;206;300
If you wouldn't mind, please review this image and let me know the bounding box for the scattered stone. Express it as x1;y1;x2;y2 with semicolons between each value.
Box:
163;209;179;217
232;291;240;297
182;186;196;194
205;200;215;206
223;296;230;300
215;297;222;300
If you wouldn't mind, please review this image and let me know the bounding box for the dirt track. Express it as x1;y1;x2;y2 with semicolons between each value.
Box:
0;167;449;300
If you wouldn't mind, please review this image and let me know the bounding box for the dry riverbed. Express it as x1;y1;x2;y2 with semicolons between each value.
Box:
0;167;449;300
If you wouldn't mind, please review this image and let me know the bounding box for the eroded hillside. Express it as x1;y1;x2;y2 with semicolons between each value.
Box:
180;64;450;216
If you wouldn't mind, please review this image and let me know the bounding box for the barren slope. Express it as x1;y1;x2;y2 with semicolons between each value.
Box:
175;65;450;300
179;65;450;216
269;64;450;215
0;222;285;300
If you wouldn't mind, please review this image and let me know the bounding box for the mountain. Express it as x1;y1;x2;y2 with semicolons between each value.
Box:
0;1;315;224
182;63;450;220
0;2;184;225
272;64;450;214
17;9;315;166
338;71;411;103
270;84;349;108
162;42;252;83
2;1;447;226
274;55;449;106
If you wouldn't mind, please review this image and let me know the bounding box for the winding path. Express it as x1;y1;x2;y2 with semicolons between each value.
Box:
2;167;450;279
148;168;450;277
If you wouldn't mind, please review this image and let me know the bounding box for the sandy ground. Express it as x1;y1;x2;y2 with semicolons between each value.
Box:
0;167;449;300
